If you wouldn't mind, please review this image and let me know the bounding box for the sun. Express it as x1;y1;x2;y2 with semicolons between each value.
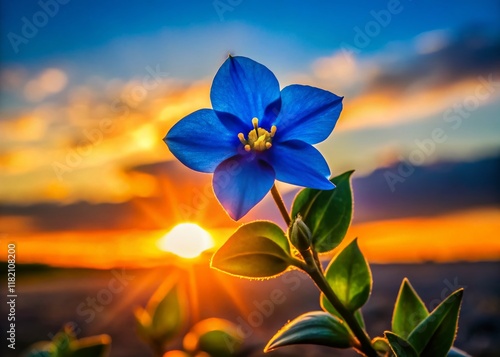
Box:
157;223;214;259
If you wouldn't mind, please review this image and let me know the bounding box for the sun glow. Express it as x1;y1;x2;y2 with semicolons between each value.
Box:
158;223;214;259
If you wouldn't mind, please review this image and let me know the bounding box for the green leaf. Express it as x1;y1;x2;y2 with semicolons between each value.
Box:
211;221;292;279
447;347;472;357
24;342;53;357
68;335;111;357
146;276;187;344
320;303;365;331
321;238;372;312
392;278;429;338
355;309;365;330
26;329;111;357
197;331;239;357
372;337;391;355
408;289;464;357
184;318;243;357
291;170;354;253
52;328;74;357
264;311;352;352
385;332;418;357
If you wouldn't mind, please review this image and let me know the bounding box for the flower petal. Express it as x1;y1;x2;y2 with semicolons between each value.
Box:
266;140;334;190
273;85;343;144
213;156;275;220
164;109;238;173
210;56;281;130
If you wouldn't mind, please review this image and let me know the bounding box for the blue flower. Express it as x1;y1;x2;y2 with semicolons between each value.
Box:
165;56;343;220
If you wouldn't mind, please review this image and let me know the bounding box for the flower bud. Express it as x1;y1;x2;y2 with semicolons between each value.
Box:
290;216;312;251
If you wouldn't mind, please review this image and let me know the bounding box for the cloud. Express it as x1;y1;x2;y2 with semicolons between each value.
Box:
414;29;450;55
1;27;499;205
3;155;498;235
0;69;213;204
312;52;360;90
367;30;500;93
0;67;28;92
306;30;500;130
24;68;68;102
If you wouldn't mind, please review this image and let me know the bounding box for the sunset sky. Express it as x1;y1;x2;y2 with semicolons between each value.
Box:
1;1;499;266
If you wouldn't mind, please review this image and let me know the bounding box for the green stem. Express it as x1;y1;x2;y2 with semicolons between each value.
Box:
271;184;375;356
270;184;291;226
312;249;324;274
301;249;377;357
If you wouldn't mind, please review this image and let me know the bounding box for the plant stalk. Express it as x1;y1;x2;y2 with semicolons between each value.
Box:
271;184;376;356
303;249;377;357
312;249;324;273
270;184;291;226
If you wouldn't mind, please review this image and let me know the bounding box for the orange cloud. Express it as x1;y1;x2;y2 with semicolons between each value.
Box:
339;76;500;131
24;68;68;102
0;72;212;204
350;207;500;263
1;40;499;205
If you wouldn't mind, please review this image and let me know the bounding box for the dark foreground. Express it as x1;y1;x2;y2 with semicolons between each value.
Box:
1;261;499;357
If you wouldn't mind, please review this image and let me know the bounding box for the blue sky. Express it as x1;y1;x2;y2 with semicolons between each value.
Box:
2;0;499;77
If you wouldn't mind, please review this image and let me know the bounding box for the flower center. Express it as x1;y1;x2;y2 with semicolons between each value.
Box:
238;118;277;152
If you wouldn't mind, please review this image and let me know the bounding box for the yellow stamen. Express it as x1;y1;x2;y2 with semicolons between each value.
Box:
237;133;246;144
252;117;259;137
252;117;259;129
238;118;277;153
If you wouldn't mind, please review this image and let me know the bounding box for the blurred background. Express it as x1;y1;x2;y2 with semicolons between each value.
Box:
0;0;499;356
